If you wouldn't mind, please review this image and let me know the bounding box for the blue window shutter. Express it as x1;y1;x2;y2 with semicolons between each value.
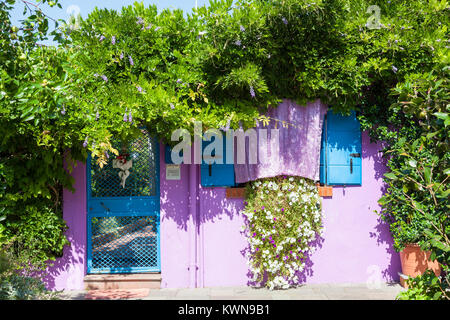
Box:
319;117;327;184
201;132;235;187
165;145;174;164
321;110;362;185
165;145;184;164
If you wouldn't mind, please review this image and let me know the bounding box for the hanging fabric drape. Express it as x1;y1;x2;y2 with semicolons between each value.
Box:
234;99;327;183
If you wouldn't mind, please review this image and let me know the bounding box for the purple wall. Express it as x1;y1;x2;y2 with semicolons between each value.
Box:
45;132;400;290
307;132;400;283
45;162;86;290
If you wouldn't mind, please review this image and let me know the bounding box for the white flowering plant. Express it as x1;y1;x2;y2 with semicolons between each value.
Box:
242;176;323;290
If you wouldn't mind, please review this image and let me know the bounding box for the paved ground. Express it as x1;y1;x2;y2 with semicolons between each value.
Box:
60;283;404;300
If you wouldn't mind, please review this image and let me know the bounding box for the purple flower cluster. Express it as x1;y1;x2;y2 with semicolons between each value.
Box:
111;36;116;45
61;105;66;115
249;85;255;98
129;55;134;66
240;25;245;32
235;40;241;46
137;85;143;93
101;75;108;82
392;65;398;73
83;136;88;148
282;17;288;25
99;35;105;42
123;108;128;122
136;17;144;25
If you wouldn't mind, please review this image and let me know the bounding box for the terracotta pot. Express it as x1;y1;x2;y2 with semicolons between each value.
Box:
399;243;441;288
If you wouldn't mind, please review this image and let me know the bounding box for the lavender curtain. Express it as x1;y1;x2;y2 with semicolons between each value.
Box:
234;99;327;183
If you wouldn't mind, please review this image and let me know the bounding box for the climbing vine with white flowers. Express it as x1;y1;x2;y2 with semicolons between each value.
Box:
242;176;324;290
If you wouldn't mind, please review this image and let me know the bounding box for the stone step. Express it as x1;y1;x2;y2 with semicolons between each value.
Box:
85;288;150;300
84;273;161;290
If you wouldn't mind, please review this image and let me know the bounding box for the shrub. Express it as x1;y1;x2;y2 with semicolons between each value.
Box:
397;270;449;300
0;251;59;300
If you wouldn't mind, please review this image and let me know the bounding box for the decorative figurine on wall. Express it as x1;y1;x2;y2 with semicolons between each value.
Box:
112;152;132;188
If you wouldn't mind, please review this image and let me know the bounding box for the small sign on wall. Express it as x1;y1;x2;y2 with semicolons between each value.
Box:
166;164;181;180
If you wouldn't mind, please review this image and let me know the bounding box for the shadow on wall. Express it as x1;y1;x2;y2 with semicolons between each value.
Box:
42;161;86;291
364;135;401;282
160;158;244;231
199;187;244;224
41;234;86;290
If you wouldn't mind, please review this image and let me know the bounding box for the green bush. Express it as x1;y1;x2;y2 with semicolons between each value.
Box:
363;73;449;300
0;251;59;300
397;270;449;300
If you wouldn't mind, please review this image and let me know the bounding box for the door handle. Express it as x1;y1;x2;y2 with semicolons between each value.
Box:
350;153;359;174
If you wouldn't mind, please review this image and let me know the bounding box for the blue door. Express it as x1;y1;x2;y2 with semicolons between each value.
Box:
87;129;160;273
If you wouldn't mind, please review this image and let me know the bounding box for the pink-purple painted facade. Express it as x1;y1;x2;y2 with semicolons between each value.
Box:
44;132;401;290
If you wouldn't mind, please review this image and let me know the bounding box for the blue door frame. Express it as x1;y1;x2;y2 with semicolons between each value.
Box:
86;131;160;274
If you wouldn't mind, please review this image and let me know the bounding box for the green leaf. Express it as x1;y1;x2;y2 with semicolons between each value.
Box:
384;172;397;180
423;167;431;183
433;112;448;120
426;131;439;139
429;251;436;261
408;160;417;168
432;292;442;300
